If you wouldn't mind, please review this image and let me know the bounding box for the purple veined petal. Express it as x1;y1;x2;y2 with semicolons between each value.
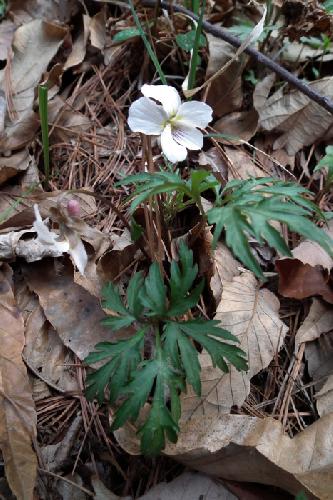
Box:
176;100;213;129
128;97;167;135
172;123;203;150
141;84;181;117
160;124;187;163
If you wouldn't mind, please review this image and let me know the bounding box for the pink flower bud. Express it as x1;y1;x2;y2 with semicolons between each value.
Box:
67;199;81;217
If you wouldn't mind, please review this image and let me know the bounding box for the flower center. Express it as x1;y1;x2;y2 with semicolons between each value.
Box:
164;113;182;129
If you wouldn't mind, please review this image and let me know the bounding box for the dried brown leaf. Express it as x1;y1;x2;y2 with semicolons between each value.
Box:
276;222;333;303
258;77;333;155
0;264;37;500
0;20;67;151
205;36;245;117
253;73;276;111
23;299;79;394
0;149;33;186
23;259;123;360
214;109;259;145
223;146;268;180
210;242;241;304
166;412;333;499
182;272;288;417
90;10;106;51
63;15;90;70
0;20;15;60
294;299;333;417
295;298;333;349
139;472;237;500
8;0;80;24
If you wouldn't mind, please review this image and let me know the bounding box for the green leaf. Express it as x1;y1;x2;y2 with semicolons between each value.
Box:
314;146;333;185
323;0;333;13
84;330;145;405
112;346;182;455
168;241;204;316
176;29;206;52
208;178;333;278
127;272;144;317
102;314;136;330
163;322;201;395
116;170;217;214
140;262;167;316
102;282;128;315
130;216;144;242
113;27;141;43
177;320;248;372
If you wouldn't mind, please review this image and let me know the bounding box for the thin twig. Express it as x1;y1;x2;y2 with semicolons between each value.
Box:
142;0;333;115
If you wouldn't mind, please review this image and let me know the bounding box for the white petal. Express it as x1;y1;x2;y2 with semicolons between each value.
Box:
160;124;187;163
176;101;213;128
68;238;88;275
141;84;181;116
33;204;60;246
172;123;203;150
33;204;69;252
128;97;166;135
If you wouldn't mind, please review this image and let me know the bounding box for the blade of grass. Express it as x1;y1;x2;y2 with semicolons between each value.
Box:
187;0;205;91
191;0;200;15
38;85;50;183
128;0;167;85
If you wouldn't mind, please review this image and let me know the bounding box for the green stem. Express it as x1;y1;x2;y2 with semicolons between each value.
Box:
128;0;167;84
187;0;205;91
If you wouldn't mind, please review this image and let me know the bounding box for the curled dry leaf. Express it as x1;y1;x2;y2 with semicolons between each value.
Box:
0;19;67;151
63;15;90;70
182;272;288;416
165;412;333;499
276;221;333;303
257;76;333;155
0;264;37;500
64;9;106;71
295;298;333;349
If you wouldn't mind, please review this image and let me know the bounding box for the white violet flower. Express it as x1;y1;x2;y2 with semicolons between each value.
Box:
128;84;213;163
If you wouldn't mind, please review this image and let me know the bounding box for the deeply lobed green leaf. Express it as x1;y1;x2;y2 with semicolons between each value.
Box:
209;178;333;278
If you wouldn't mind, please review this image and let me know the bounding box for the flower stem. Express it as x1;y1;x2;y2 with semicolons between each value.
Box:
187;0;205;92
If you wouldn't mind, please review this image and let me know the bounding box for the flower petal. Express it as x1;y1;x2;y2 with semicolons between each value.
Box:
128;97;167;135
141;84;181;116
160;124;187;163
176;101;213;128
68;237;88;275
172;123;203;150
